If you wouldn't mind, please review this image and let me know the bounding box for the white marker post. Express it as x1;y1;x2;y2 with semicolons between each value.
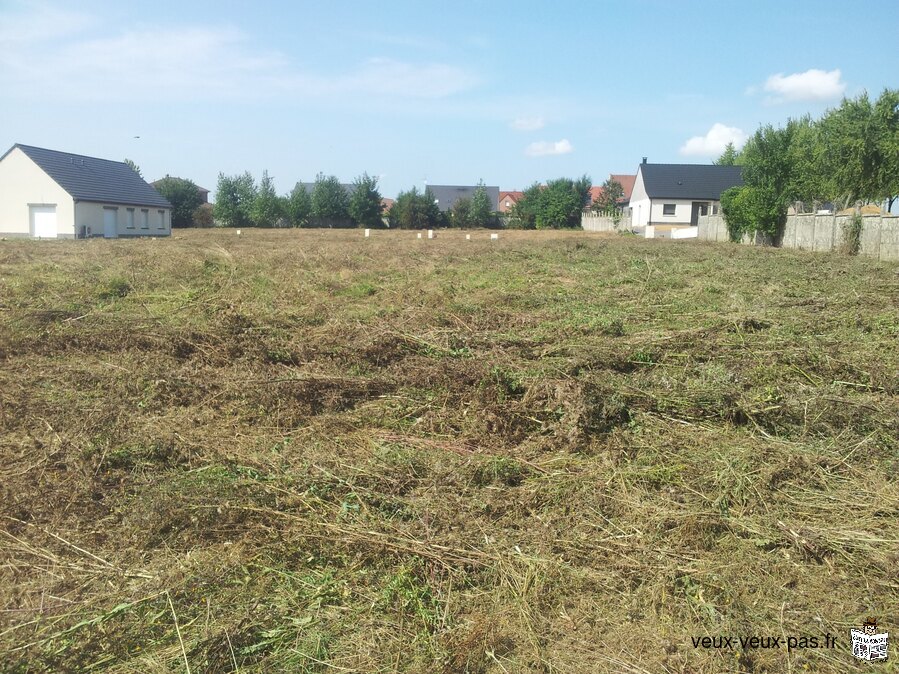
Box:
465;234;471;240
364;228;370;237
490;233;499;240
417;232;422;239
236;229;242;236
427;229;434;239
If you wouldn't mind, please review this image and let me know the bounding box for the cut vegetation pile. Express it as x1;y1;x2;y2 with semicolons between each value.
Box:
1;229;897;673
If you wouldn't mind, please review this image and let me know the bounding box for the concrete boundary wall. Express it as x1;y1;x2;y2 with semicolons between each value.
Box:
697;214;899;261
581;212;631;233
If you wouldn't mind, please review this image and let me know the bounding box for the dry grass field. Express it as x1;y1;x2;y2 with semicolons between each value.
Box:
1;228;897;673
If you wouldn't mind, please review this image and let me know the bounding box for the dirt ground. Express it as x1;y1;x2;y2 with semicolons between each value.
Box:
1;228;897;672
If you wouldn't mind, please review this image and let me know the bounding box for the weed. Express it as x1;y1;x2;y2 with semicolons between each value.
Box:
97;277;131;300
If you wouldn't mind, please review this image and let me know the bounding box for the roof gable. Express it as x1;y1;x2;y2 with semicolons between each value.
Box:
609;174;636;201
499;190;523;201
639;163;743;200
10;144;171;208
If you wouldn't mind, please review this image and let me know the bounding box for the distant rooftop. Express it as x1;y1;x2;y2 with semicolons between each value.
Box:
426;184;499;212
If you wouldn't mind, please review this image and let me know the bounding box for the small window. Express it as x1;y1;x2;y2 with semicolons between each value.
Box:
141;209;149;229
712;204;719;215
126;208;135;228
663;204;676;216
157;210;165;229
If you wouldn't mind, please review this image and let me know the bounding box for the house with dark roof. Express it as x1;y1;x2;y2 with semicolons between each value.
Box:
0;144;172;239
427;184;500;213
629;159;742;232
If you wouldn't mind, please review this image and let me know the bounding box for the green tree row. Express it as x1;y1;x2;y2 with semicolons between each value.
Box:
213;172;385;229
507;176;592;229
720;88;899;241
387;181;498;229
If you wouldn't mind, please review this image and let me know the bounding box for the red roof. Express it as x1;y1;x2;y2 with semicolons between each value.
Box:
499;191;523;201
609;174;636;202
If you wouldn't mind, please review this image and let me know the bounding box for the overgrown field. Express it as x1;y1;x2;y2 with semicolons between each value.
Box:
1;229;897;673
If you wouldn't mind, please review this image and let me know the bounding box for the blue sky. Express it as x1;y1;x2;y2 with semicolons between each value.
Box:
1;0;897;200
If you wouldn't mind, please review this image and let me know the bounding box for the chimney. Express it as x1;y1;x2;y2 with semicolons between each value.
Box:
642;156;647;165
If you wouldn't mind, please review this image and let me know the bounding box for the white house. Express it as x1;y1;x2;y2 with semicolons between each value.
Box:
629;159;743;236
0;144;172;239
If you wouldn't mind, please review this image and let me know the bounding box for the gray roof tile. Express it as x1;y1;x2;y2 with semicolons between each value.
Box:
640;164;743;200
9;144;171;208
426;185;499;212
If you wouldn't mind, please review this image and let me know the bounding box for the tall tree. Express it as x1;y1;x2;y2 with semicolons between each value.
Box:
714;143;739;166
787;116;826;212
592;178;625;214
311;173;350;227
214;172;257;228
874;88;899;210
348;172;384;228
124;158;142;178
153;176;203;228
285;182;312;228
817;92;882;209
388;186;443;229
508;177;590;229
736;123;795;238
250;170;283;227
469;180;493;228
451;197;472;228
536;176;591;229
508;183;541;229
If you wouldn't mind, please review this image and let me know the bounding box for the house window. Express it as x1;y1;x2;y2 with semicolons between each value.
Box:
126;208;135;228
141;209;149;229
712;204;719;215
505;201;511;208
158;210;166;229
663;204;676;216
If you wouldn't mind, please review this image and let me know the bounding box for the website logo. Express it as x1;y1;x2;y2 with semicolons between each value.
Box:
851;617;888;661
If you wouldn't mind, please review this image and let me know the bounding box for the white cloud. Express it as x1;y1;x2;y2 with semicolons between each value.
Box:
679;123;747;157
525;139;573;157
510;116;545;131
761;69;846;103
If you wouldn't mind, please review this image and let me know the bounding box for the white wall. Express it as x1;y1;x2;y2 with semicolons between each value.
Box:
0;147;75;237
630;198;650;227
630;169;649;226
75;202;171;237
650;199;695;224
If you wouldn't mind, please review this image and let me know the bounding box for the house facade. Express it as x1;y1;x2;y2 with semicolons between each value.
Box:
629;160;742;233
0;144;172;239
498;190;523;213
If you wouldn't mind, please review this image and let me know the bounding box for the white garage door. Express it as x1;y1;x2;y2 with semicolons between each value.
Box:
30;205;57;238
